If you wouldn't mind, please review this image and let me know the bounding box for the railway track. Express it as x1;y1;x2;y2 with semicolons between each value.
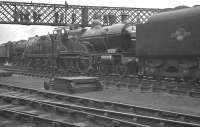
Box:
0;83;199;127
1;65;200;98
0;110;78;127
0;94;146;127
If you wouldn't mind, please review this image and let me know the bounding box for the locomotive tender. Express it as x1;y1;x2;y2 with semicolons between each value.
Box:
0;6;200;79
137;6;200;79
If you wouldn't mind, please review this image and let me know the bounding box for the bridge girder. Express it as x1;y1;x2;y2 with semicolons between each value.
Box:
0;1;161;27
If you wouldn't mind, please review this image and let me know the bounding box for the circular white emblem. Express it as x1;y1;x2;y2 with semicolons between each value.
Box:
171;28;191;41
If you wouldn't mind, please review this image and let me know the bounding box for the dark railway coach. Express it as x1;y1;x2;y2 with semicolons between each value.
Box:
0;40;27;65
136;6;200;79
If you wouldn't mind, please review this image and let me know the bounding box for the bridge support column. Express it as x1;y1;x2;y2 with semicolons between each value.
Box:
81;7;88;27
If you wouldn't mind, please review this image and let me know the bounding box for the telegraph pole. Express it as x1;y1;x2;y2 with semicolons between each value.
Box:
44;32;57;90
49;32;56;79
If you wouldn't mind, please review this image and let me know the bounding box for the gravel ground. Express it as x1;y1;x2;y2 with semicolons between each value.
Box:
0;74;200;116
0;75;45;90
77;88;200;116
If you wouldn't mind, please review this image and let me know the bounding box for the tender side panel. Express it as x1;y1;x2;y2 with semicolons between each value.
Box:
136;7;200;57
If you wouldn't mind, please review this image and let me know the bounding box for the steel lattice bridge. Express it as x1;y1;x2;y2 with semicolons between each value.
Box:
0;1;161;27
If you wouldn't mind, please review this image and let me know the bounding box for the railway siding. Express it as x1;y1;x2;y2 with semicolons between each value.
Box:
0;83;199;127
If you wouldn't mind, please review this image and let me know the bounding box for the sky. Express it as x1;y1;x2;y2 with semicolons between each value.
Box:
0;0;200;43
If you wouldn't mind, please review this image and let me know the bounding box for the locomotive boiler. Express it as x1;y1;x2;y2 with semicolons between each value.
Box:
136;6;200;79
76;23;137;74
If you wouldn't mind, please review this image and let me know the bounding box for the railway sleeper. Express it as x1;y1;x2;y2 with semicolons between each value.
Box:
189;91;200;98
168;89;188;96
0;108;79;127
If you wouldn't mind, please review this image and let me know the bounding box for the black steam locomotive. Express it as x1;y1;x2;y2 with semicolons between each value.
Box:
23;22;137;74
0;6;200;80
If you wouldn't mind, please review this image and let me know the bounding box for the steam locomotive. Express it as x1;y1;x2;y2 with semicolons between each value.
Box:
23;22;137;74
0;6;200;80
